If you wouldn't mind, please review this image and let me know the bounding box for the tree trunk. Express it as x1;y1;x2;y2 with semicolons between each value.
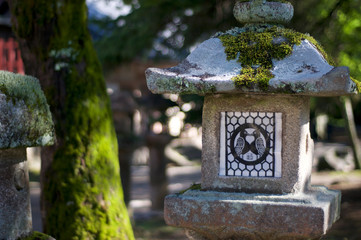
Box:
340;96;361;169
9;1;134;239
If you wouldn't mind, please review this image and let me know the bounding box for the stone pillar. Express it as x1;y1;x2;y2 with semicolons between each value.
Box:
147;134;171;210
0;149;31;238
0;71;54;240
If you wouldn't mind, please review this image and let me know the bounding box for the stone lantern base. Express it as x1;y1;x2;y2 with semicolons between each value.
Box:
164;186;340;240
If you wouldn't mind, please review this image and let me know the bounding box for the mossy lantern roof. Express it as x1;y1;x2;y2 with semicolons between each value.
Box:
146;0;357;96
0;71;54;149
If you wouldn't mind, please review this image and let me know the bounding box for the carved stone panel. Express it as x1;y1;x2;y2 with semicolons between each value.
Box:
220;112;282;178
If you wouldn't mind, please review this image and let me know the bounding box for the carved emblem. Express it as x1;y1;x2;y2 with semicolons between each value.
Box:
231;123;270;165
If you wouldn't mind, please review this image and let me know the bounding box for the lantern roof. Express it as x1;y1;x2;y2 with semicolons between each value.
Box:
146;0;357;96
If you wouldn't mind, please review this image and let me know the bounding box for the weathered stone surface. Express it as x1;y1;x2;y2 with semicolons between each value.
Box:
0;71;54;149
0;148;32;240
202;94;313;194
145;38;356;96
233;0;294;24
0;148;27;168
164;186;340;240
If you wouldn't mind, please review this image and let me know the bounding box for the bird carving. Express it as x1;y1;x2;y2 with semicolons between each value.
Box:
231;125;269;165
235;132;246;156
253;130;265;157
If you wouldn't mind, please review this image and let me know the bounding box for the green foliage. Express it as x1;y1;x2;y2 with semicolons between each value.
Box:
10;0;134;239
93;0;238;68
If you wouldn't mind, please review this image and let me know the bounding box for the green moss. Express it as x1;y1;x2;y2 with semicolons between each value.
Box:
18;231;54;240
0;71;47;108
232;66;274;90
351;76;361;93
218;26;334;91
178;183;201;195
0;71;54;147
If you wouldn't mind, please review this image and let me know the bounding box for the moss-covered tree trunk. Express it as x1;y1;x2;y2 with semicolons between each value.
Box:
9;0;134;239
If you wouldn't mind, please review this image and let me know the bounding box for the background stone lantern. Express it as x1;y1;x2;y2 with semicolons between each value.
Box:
146;0;357;239
0;71;54;239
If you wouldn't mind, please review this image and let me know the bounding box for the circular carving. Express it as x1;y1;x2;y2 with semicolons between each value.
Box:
230;123;270;165
14;169;26;191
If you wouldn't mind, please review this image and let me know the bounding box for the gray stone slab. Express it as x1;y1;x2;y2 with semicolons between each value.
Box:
201;94;313;194
0;71;54;149
146;38;356;96
164;186;340;240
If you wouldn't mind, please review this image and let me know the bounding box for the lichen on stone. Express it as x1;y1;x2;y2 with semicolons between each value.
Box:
49;44;79;72
217;26;334;91
351;77;361;93
156;76;216;95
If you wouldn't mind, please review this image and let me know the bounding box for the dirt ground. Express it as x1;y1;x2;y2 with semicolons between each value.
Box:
322;185;361;239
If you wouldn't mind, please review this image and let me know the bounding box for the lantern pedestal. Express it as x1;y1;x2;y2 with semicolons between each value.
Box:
165;186;340;240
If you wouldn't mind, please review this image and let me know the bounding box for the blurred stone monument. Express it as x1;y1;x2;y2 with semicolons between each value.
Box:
146;0;357;239
0;71;54;239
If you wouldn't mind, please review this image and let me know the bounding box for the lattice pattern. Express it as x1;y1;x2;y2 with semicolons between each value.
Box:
220;112;282;178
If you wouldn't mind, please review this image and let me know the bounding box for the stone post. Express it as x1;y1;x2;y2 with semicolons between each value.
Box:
146;134;172;210
146;1;358;239
0;71;54;239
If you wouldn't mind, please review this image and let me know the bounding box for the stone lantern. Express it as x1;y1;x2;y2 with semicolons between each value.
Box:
146;0;357;239
0;71;54;239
